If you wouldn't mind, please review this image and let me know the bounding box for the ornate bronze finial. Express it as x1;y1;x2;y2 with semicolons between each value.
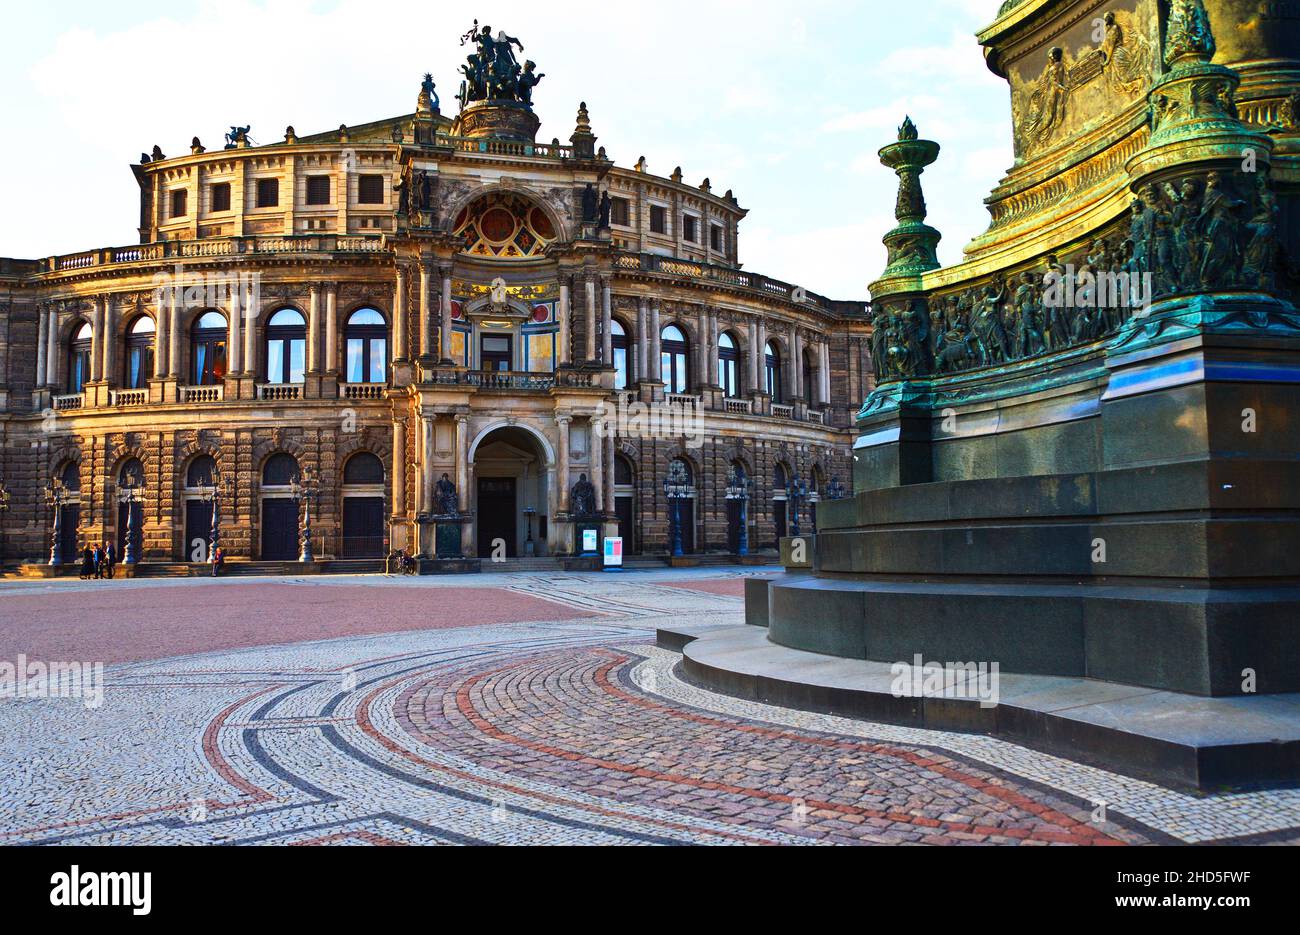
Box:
898;116;918;141
569;101;597;159
874;124;942;284
1163;0;1216;69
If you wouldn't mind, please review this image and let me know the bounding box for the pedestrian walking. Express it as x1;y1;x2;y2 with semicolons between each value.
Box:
104;542;117;579
211;546;224;578
79;545;93;580
91;543;103;580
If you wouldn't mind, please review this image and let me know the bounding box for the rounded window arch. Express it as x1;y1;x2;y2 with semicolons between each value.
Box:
59;460;82;492
342;451;384;485
261;453;299;487
124;316;156;389
68;321;93;393
773;461;788;493
191;311;228;386
265;308;306;385
614;453;635;486
186;454;217;489
765;341;783;403
452;191;557;259
718;330;740;398
118;458;145;487
345;308;388;384
611;318;630;389
661;324;690;394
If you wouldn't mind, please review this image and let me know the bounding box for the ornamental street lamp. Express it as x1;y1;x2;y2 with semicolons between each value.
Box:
663;460;693;558
724;466;753;557
0;479;10;566
290;466;320;563
827;476;846;501
786;476;809;539
200;470;233;564
116;474;146;565
43;479;74;566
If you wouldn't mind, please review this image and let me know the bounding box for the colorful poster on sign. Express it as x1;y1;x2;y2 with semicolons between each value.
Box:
603;536;623;567
582;528;599;554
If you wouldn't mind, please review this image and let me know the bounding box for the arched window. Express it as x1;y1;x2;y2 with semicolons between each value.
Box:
60;461;81;492
614;454;634;486
262;453;299;486
611;319;629;389
118;458;144;486
124;316;155;389
265;308;306;385
342;451;384;485
661;325;689;394
718;331;740;398
344;308;387;384
68;322;93;393
765;341;783;403
773;462;787;493
191;311;228;386
186;454;216;489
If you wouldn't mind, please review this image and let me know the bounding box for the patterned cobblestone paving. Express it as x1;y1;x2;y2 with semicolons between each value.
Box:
1;569;1297;845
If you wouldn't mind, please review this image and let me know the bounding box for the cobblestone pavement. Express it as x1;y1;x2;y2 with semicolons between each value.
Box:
2;569;1298;845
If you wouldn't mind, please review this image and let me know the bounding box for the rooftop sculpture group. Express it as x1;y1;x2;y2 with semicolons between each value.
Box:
457;21;545;109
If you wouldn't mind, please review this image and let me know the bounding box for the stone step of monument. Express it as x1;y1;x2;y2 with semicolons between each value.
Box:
657;622;1300;793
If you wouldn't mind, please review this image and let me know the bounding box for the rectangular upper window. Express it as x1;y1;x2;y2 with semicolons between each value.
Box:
711;223;724;252
610;197;629;227
649;204;667;235
256;178;279;208
306;175;331;206
683;215;698;243
358;175;385;205
170;189;188;219
210;182;231;213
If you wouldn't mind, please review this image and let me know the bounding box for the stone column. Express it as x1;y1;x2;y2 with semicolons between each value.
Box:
790;325;802;400
454;414;469;513
636;297;649;382
418;263;433;359
35;307;48;388
757;321;768;393
47;309;59;386
649;301;662;380
167;289;181;378
89;296;104;383
439;265;453;363
584;276;597;362
600;277;612;365
694;307;709;390
325;283;338;373
242;278;257;377
821;340;831;405
707;310;719;386
557;416;571;511
420;414;435;514
589;418;604;513
228;284;242;375
393;265;407;362
749;318;761;393
101;295;117;386
558;277;571;365
153;302;168;380
392;417;407;516
307;284;321;373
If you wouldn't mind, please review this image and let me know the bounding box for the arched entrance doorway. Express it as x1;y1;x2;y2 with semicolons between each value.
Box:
183;455;216;562
470;426;551;559
56;461;81;563
260;453;300;560
341;452;386;557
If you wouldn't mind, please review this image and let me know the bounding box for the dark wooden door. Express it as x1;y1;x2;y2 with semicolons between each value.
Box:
726;498;741;553
477;477;516;558
261;498;299;561
184;499;213;562
670;499;695;554
615;495;635;553
773;499;787;545
342;496;385;558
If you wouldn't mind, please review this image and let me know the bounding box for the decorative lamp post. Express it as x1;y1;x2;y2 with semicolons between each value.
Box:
786;476;808;538
201;470;232;564
663;460;693;558
827;476;846;501
0;479;9;566
725;466;753;557
290;466;320;563
523;507;537;556
116;474;146;565
43;479;72;566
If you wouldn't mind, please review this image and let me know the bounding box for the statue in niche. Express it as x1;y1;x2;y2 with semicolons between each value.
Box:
435;473;458;516
598;191;612;230
570;473;596;517
490;277;509;306
581;183;598;224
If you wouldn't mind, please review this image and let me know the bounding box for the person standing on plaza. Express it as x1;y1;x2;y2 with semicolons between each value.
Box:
104;542;117;580
212;546;224;577
79;544;93;580
91;543;103;579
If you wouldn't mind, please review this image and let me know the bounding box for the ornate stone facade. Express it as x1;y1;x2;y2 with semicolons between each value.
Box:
0;35;870;566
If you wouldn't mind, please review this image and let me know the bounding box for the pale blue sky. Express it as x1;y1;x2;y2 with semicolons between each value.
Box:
0;0;1012;299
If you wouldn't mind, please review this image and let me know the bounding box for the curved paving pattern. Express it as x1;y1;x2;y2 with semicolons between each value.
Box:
1;569;1298;845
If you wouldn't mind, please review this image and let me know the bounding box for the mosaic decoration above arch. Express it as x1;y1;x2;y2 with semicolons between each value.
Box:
452;193;557;259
